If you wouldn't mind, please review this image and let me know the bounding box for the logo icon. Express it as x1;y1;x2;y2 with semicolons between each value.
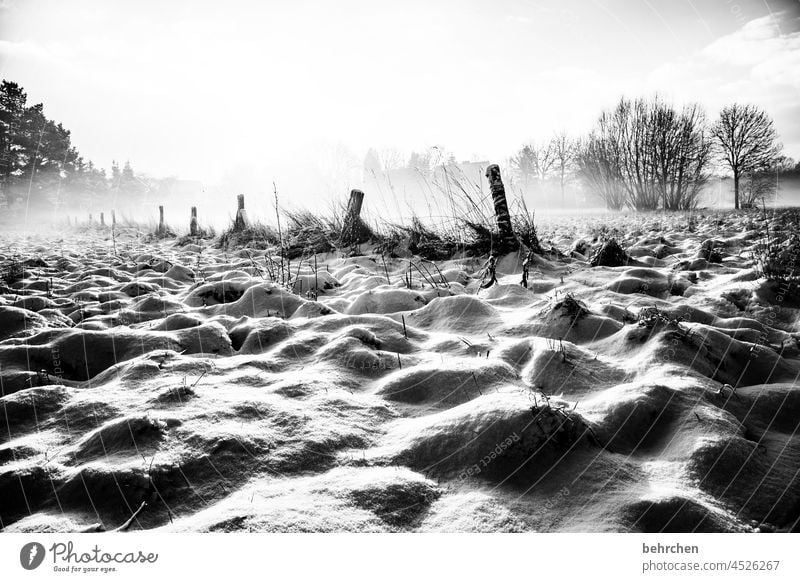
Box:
20;542;46;570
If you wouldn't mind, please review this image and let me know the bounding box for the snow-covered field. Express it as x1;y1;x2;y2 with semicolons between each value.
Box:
1;210;799;533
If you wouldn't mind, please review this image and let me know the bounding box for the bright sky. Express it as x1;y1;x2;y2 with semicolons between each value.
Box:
1;0;799;198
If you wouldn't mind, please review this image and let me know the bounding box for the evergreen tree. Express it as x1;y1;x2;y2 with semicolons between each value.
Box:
120;160;146;204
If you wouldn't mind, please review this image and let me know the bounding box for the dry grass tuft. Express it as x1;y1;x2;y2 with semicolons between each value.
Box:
218;221;278;250
590;238;628;267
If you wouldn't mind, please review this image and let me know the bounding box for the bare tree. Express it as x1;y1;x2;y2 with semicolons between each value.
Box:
710;104;782;209
575;122;627;211
578;96;711;211
738;156;795;207
652;102;711;210
740;171;776;208
550;132;575;207
508;141;556;198
535;140;557;181
508;145;537;192
615;98;660;210
378;148;405;171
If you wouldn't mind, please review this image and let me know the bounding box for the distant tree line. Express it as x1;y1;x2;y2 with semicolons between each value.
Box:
0;79;147;212
4;77;794;216
523;97;789;211
364;97;794;212
363;145;460;177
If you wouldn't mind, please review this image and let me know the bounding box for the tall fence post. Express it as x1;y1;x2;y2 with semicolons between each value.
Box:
234;194;249;230
485;164;518;253
158;205;165;235
341;189;365;246
190;206;198;236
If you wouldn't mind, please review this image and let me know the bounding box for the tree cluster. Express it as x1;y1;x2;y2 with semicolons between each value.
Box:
0;79;145;212
576;97;711;210
512;97;785;211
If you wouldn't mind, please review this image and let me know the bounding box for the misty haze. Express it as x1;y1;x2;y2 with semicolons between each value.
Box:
1;0;800;536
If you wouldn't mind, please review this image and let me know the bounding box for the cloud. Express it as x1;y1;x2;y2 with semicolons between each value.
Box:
647;12;800;156
505;14;532;25
650;13;800;90
701;13;800;67
0;39;53;61
700;12;800;88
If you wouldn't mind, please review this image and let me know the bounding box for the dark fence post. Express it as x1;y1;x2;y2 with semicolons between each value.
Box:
158;205;165;235
234;194;249;230
485;164;518;253
341;189;365;246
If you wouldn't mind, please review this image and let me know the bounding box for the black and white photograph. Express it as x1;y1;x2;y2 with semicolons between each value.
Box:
1;0;799;578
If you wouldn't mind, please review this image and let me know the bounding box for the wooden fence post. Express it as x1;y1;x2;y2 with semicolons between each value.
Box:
234;194;249;230
190;207;198;236
485;164;518;253
341;189;365;246
158;205;165;235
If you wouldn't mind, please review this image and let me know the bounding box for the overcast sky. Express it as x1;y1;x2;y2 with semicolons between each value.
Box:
1;0;799;194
